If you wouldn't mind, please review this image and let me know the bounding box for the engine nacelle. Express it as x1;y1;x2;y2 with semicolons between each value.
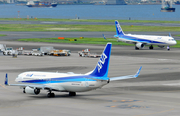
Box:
136;43;144;49
158;45;165;48
25;86;40;95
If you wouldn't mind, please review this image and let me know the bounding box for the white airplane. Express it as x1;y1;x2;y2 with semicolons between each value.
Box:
5;43;142;98
113;20;177;50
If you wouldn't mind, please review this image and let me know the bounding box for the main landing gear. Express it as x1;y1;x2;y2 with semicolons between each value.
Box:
47;91;55;98
46;90;77;98
149;45;153;49
47;91;76;98
69;92;76;96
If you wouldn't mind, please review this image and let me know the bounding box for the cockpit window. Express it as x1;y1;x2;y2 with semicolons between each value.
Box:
168;39;175;41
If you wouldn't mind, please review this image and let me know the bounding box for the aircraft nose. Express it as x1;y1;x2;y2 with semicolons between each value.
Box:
174;40;177;45
173;40;177;45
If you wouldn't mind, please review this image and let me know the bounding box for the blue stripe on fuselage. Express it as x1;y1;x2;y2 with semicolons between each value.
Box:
20;75;109;84
119;35;167;44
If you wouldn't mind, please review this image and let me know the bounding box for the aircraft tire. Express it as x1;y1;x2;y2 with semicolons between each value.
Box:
47;93;55;98
69;92;76;96
149;45;153;49
23;88;26;93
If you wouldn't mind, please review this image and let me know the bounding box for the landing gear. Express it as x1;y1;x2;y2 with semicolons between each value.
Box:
47;91;55;98
135;46;139;50
149;45;153;49
23;88;26;93
69;92;76;96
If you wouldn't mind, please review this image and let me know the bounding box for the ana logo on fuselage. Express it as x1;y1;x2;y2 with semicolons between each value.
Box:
26;74;33;77
97;53;107;73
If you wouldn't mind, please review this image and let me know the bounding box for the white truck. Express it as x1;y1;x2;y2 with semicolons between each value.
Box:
37;46;54;55
31;49;44;56
0;44;6;52
3;47;17;55
0;44;6;56
78;49;100;58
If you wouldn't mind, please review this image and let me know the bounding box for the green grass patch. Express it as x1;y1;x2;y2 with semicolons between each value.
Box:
1;18;180;24
0;24;179;32
0;34;6;36
17;37;180;48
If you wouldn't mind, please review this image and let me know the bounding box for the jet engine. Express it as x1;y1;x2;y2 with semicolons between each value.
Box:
136;43;144;49
24;86;40;95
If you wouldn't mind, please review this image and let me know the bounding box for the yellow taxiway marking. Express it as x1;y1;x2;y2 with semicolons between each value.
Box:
110;106;116;108
0;83;15;92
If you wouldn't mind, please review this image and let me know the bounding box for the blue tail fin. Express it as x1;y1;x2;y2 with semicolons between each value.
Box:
89;43;112;77
115;20;124;36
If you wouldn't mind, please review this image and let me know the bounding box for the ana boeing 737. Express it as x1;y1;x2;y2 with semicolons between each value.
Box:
5;43;142;98
113;20;177;50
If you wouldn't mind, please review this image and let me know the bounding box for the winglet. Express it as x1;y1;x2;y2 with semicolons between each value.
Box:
5;73;9;85
102;34;107;40
133;66;142;78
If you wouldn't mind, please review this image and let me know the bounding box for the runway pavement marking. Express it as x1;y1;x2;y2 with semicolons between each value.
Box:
0;83;15;92
110;99;143;103
134;108;174;116
108;104;148;109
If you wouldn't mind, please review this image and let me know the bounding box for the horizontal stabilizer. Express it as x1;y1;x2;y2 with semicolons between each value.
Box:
110;66;142;81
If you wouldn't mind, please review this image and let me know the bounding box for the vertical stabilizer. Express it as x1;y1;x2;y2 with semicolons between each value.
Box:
88;43;112;77
115;20;124;36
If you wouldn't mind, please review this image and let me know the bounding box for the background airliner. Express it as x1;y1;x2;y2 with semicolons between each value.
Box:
5;43;142;98
114;20;177;50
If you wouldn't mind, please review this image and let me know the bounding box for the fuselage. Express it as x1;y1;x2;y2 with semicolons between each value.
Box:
15;72;109;92
116;34;177;46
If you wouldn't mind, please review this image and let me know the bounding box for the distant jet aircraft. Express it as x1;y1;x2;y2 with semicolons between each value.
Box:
5;43;142;98
113;20;177;50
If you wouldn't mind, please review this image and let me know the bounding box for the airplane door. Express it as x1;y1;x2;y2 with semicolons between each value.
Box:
85;78;89;87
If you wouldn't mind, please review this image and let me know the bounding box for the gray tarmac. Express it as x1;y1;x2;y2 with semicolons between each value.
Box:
0;31;180;40
1;20;180;27
1;41;180;116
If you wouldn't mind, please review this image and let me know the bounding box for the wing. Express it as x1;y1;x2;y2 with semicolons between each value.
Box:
110;66;142;81
9;84;53;90
4;74;57;91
